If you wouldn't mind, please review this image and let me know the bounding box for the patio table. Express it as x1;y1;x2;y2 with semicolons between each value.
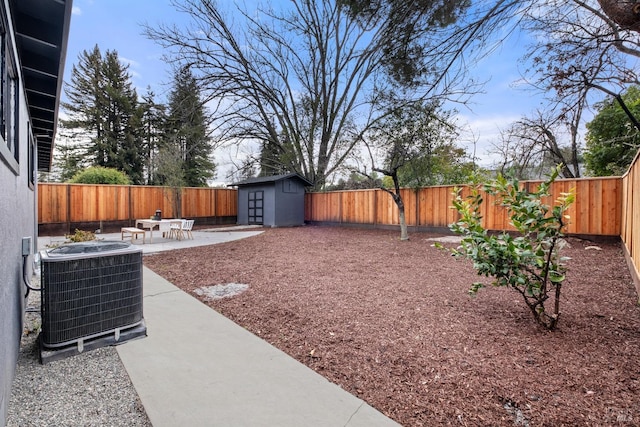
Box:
135;219;182;243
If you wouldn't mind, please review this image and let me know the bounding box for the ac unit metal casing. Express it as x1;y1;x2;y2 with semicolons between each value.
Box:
40;241;144;350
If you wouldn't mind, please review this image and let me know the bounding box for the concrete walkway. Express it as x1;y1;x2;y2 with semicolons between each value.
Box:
117;268;400;427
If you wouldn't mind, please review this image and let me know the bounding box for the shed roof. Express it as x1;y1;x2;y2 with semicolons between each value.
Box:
231;173;313;187
11;0;73;171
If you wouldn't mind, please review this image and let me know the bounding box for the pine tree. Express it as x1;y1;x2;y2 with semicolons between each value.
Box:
163;66;215;187
62;45;106;161
102;50;144;183
62;45;145;184
50;124;89;182
259;139;289;176
140;87;166;185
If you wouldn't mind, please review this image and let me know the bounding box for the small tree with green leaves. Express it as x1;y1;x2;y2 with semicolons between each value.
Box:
441;166;575;330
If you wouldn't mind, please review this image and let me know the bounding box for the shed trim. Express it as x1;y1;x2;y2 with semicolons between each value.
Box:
230;173;313;188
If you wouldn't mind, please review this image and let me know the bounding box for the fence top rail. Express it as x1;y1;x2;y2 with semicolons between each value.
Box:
39;182;235;190
310;175;624;195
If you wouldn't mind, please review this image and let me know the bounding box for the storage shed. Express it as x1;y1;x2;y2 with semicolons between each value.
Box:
231;173;312;227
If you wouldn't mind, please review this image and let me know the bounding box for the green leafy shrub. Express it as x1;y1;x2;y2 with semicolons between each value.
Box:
440;166;575;330
68;166;130;185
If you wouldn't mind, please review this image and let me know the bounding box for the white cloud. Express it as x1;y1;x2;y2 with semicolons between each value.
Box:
119;57;142;81
71;6;82;15
120;56;140;68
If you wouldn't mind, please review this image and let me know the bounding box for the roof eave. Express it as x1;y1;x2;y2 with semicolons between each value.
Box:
12;0;73;172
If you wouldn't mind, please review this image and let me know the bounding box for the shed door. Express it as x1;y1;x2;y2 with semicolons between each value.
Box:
248;191;263;225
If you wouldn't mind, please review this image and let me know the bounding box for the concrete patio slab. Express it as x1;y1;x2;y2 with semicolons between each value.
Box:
37;229;264;255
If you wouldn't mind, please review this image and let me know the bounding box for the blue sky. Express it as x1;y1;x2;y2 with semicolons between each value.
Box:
66;0;179;98
65;0;549;176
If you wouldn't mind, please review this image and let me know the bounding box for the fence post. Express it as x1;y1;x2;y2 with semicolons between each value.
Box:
66;183;71;233
415;188;419;227
373;190;377;226
128;185;133;226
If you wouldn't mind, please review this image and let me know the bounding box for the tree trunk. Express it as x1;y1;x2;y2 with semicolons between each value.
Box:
597;0;640;32
398;207;409;241
168;187;183;219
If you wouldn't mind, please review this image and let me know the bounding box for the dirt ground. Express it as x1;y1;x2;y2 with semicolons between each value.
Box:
144;226;640;426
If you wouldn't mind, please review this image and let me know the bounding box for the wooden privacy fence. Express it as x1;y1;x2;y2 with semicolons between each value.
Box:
40;177;623;237
305;177;622;237
38;183;237;233
621;151;640;290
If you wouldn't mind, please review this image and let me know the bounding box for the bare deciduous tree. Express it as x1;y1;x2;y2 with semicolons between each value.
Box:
145;0;480;189
485;0;640;176
492;110;582;179
597;0;640;32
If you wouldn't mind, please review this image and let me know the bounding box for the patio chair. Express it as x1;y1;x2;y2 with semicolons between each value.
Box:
182;219;195;239
169;220;186;240
168;219;194;240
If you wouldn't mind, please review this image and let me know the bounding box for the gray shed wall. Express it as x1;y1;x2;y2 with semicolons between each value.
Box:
236;177;306;227
274;179;306;226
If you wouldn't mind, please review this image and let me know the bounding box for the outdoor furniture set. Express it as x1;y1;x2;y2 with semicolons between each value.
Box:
121;218;194;244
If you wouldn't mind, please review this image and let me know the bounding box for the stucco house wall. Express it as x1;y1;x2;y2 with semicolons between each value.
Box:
0;89;35;425
0;26;36;427
0;1;71;423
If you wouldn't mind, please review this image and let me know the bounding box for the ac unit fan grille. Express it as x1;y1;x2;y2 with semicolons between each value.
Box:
41;251;143;347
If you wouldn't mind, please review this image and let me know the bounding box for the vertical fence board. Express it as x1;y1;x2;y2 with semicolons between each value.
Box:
601;178;621;236
400;189;417;226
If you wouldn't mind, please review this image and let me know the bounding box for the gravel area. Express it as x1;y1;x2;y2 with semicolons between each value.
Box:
7;276;150;427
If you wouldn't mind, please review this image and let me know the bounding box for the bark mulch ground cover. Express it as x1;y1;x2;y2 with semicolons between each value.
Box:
143;226;640;426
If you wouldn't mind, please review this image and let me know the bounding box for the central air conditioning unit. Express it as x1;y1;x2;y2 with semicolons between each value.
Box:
39;241;146;363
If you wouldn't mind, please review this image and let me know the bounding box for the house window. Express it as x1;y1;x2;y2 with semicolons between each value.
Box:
0;12;19;175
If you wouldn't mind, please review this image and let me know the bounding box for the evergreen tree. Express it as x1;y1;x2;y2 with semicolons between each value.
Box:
50;123;90;182
102;50;144;184
163;66;215;187
140;87;166;185
259;139;292;176
62;45;105;160
62;45;145;184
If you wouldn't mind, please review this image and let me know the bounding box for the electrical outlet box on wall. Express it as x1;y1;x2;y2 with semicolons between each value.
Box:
22;237;31;256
